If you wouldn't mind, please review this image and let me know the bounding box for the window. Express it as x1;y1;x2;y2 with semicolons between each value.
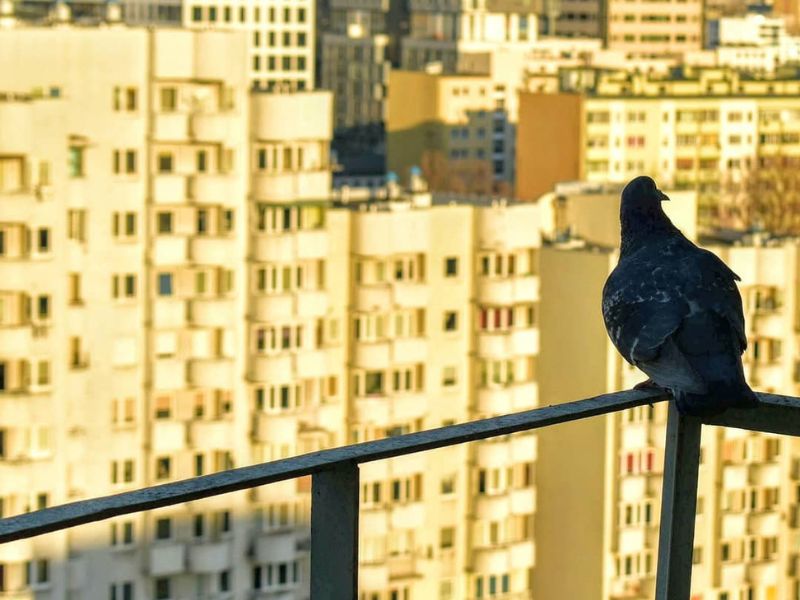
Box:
64;210;85;245
219;570;231;592
160;88;177;112
193;514;205;537
154;578;171;600
157;153;173;173
444;257;458;277
155;517;172;540
37;295;50;319
110;521;135;546
155;457;172;480
110;582;135;600
443;311;458;332
157;212;173;234
440;527;454;549
192;5;201;20
111;459;135;484
25;559;50;586
157;273;173;296
197;209;208;234
36;361;50;386
442;366;456;387
37;228;50;252
196;150;207;173
68;273;82;303
68;146;84;177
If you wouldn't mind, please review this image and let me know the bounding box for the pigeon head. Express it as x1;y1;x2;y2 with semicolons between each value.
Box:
619;176;676;253
621;176;670;212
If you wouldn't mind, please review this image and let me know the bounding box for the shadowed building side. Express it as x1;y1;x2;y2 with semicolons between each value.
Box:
534;244;618;599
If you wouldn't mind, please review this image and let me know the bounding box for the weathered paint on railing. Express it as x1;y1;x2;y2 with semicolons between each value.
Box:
0;388;668;543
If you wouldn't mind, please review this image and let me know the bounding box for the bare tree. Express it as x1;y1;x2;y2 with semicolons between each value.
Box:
718;156;800;234
419;149;494;196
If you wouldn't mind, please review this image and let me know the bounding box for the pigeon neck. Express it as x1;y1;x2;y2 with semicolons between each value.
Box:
620;205;678;256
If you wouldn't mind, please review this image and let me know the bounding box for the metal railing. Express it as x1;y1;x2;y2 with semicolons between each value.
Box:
2;388;800;599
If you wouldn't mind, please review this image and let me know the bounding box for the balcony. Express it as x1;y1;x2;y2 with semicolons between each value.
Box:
188;237;237;265
251;171;330;202
153;174;187;204
187;358;234;387
188;420;233;449
188;540;232;573
2;390;800;600
188;174;238;205
189;113;232;142
148;542;187;576
477;276;539;304
153;113;189;141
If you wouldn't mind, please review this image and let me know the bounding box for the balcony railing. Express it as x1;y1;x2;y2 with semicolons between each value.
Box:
1;389;800;598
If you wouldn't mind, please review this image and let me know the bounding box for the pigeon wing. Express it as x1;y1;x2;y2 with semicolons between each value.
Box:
602;260;689;365
679;247;747;354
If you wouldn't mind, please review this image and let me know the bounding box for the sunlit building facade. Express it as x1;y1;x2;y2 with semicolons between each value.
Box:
516;66;800;224
121;0;316;90
0;21;544;599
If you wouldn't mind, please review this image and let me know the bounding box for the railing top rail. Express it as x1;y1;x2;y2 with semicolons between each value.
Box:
1;389;798;545
0;388;668;544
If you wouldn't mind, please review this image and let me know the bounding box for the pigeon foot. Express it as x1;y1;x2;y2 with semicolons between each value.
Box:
633;378;666;392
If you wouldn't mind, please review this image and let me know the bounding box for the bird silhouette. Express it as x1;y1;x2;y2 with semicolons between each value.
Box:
602;176;758;416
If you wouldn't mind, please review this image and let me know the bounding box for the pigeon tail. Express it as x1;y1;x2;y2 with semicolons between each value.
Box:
673;381;758;417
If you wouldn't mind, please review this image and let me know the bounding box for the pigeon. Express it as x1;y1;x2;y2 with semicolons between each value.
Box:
601;176;758;417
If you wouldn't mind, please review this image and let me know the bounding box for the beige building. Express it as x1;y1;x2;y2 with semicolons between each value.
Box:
605;0;704;58
121;0;315;91
551;0;704;57
516;65;800;225
0;19;546;599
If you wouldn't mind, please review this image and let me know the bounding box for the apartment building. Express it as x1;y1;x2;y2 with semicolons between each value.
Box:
516;66;800;224
534;184;800;600
387;70;506;195
400;0;540;74
121;0;315;90
0;19;547;598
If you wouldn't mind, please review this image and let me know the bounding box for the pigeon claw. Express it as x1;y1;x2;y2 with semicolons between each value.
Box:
633;378;666;392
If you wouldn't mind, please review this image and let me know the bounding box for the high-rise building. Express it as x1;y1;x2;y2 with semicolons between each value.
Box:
516;65;800;222
0;19;545;599
121;0;316;90
400;0;539;74
318;0;408;167
553;0;704;58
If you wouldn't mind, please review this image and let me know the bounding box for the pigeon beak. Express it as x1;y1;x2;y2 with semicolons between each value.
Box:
657;189;670;202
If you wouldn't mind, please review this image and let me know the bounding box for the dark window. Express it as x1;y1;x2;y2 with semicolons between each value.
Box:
445;257;458;276
154;578;170;600
155;517;172;540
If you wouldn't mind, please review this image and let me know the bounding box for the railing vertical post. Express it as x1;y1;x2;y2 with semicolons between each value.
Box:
655;402;702;600
311;463;359;598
